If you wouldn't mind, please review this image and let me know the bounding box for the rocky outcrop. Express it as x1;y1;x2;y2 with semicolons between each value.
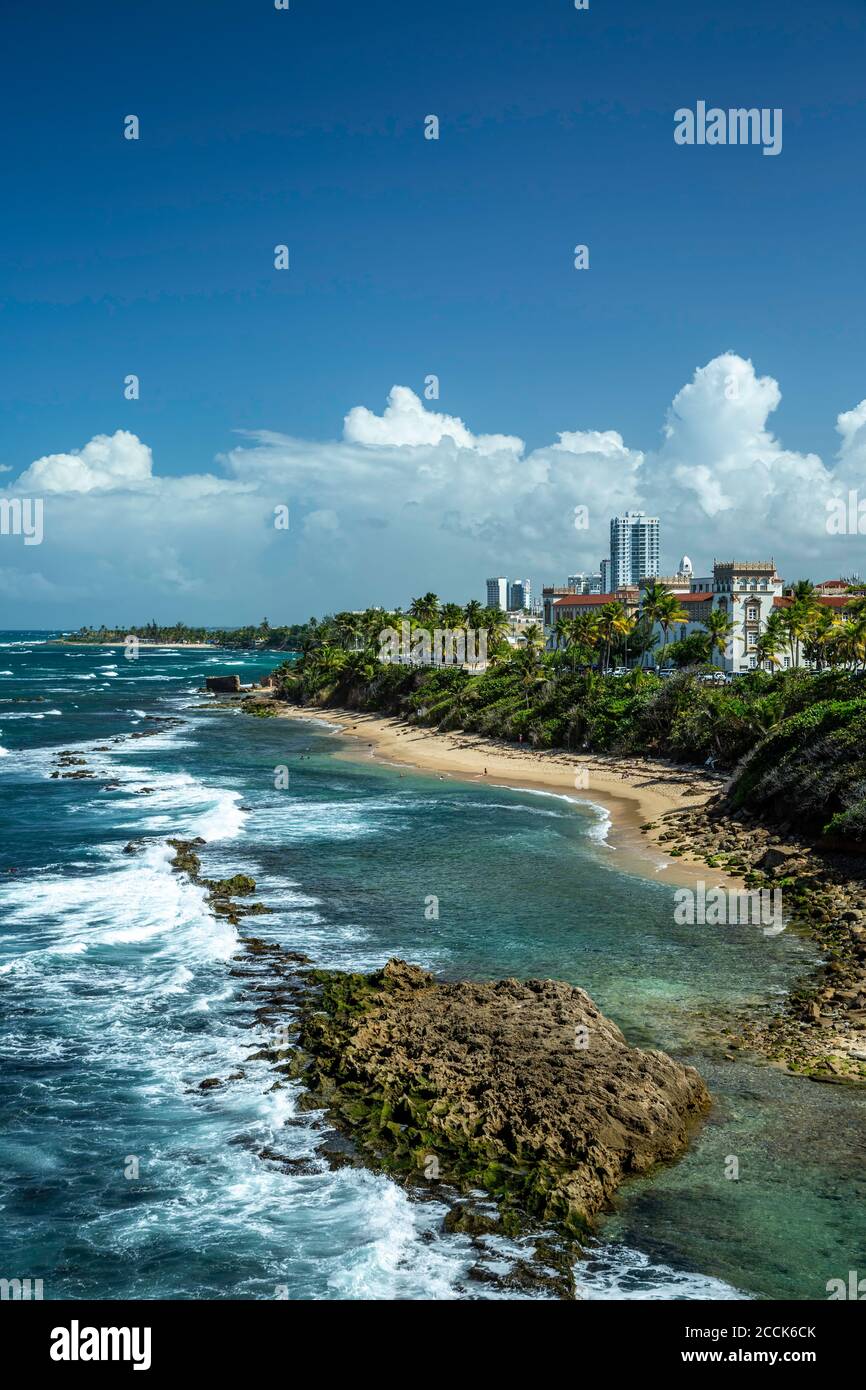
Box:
291;959;710;1235
205;675;242;694
642;803;866;1080
166;838;273;925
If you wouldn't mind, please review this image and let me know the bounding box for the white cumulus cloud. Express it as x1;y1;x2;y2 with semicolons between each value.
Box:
3;355;866;624
15;430;155;494
344;385;524;456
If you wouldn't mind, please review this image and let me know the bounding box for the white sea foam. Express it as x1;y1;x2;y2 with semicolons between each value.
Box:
491;785;613;843
325;1178;471;1301
0;839;235;967
2;708;62;719
460;799;566;818
576;1242;747;1300
267;797;408;843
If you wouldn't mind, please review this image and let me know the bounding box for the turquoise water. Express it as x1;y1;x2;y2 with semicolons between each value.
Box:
1;634;864;1300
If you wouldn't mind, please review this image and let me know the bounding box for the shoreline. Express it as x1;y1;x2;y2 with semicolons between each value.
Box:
267;702;741;892
47;640;219;649
203;691;866;1080
251;699;866;1081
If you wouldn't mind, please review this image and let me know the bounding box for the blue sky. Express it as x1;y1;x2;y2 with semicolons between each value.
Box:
2;0;866;623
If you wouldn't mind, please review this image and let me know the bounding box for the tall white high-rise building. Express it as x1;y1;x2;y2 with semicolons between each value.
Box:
486;577;508;611
609;512;660;587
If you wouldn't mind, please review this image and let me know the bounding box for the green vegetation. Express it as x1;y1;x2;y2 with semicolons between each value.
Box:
241;698;278;717
269;594;866;845
64;618;310;651
726;696;866;841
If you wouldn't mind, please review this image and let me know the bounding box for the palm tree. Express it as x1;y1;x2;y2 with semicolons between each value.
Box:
554;614;573;654
639;580;671;668
702;608;735;668
755;610;785;669
440;603;464;630
313;646;347;677
817;619;848;668
554;614;591;673
803;605;837;669
333;612;364;650
409;593;440;627
655;593;689;668
571;612;602;670
487;636;513;667
845;613;866;669
344;649;377;685
596;602;630;673
511;646;546;707
519;623;545;654
780;582;822;668
483;607;510;648
779;601;813;669
463;599;484;628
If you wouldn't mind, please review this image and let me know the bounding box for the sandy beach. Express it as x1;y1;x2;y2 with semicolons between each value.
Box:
273;703;740;890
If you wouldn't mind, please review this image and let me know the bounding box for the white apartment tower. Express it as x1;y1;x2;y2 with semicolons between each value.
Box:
609;512;660;588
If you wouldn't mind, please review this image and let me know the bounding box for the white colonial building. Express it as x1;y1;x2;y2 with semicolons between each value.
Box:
644;560;785;673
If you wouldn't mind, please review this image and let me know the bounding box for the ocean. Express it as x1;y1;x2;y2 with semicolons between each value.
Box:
1;632;864;1300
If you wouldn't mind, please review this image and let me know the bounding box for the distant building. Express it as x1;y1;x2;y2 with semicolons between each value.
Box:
504;610;540;646
567;572;603;594
508;578;531;611
486;577;508;611
542;584;577;627
814;577;859;597
600;559;612;593
546;586;639;632
639;557;707;598
609;511;660;587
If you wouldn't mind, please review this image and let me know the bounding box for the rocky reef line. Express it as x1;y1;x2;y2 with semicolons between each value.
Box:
644;805;866;1081
163;837;710;1296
